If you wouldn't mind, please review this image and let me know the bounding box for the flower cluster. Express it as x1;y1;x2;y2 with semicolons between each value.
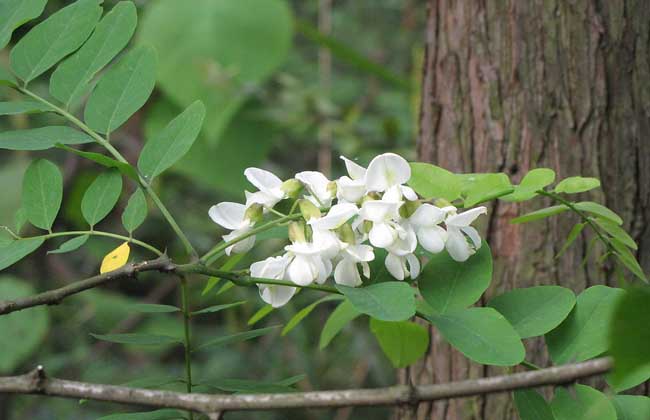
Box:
209;153;487;307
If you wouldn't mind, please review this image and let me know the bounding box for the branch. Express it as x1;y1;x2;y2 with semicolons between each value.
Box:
0;358;612;415
0;256;173;315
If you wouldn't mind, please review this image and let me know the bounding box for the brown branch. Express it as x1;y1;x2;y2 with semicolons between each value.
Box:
0;256;173;315
0;358;612;416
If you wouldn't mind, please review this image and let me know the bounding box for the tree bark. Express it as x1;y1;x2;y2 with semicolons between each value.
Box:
403;1;650;419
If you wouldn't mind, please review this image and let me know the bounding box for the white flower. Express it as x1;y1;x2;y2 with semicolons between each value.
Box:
365;153;412;193
444;206;487;262
336;156;367;203
359;200;403;248
295;171;334;207
284;241;332;286
244;167;286;208
334;243;374;287
385;252;420;281
386;221;417;256
251;255;295;308
208;202;255;255
409;204;448;253
308;203;359;231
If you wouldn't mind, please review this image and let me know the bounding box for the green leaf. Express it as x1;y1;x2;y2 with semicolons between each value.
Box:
369;319;429;368
426;307;525;366
129;303;180;313
248;304;274;326
121;189;147;234
608;287;650;391
595;218;637;250
460;173;514;207
610;239;647;282
0;0;47;49
97;409;185;420
200;378;300;394
50;1;138;107
138;100;206;179
55;144;139;181
139;0;292;140
419;242;492;314
81;169;123;227
47;235;88;255
0;237;44;271
501;168;556;202
0;67;17;87
611;395;650;420
0;126;93;150
295;19;409;90
0;100;51;116
21;159;62;231
282;295;343;336
514;389;555;420
0;276;49;373
13;208;27;233
196;326;279;351
84;45;157;134
546;285;625;364
408;162;461;201
574;201;623;225
554;176;601;194
487;286;576;338
202;253;244;296
336;282;415;322
510;205;568;224
319;299;361;349
90;333;181;346
10;0;102;83
556;222;586;258
550;385;616;420
191;301;246;316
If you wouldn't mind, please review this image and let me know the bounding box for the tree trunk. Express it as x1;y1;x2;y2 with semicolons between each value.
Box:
401;1;650;419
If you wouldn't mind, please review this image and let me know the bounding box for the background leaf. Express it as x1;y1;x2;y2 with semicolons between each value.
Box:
419;243;492;314
97;409;185;420
0;0;47;49
192;301;246;316
427;307;525;366
369;319;428;368
0;237;44;271
336;282;415;321
130;303;180;313
84;45;157;134
0;126;93;150
47;235;88;255
611;395;650;420
281;295;343;336
487;286;575;338
122;188;147;234
546;285;625;364
196;326;279;351
514;389;554;420
90;333;181;346
554;176;601;194
50;0;138;107
21;159;62;231
573;201;623;225
501;168;556;202
408;162;461;201
0;276;49;373
0;100;51;115
319;299;361;349
511;205;568;224
10;0;102;82
550;385;616;420
81;169;123;227
56;144;139;181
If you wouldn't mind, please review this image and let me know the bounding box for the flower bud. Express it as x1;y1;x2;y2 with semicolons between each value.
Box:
281;179;303;199
244;203;264;223
399;200;421;218
434;198;452;208
362;220;373;234
326;181;337;197
288;221;306;243
298;199;321;221
337;223;356;244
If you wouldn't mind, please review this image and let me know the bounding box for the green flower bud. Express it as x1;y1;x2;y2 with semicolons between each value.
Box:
434;198;452;208
337;223;356;244
288;221;306;243
399;200;421;218
281;179;303;199
244;203;264;223
298;199;321;221
362;220;373;234
326;181;337;197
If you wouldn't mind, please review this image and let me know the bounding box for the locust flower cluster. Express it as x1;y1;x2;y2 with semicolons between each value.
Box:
209;153;487;308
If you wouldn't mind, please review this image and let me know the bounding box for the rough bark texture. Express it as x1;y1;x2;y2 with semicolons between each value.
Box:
404;1;650;419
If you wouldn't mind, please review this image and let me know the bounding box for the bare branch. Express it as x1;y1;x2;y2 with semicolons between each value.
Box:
0;358;612;415
0;256;173;315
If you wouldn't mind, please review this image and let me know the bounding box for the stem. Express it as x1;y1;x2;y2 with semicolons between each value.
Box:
520;360;541;371
17;87;197;258
179;276;194;420
31;230;163;256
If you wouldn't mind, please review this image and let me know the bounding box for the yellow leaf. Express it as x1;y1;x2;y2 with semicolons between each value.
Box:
100;242;130;274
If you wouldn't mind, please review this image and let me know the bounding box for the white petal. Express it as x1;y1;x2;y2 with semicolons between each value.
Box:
417;225;447;253
287;255;316;286
340;155;367;180
250;255;288;279
462;226;482;249
382;185;403;203
406;253;421;278
401;185;418;201
365;153;411;192
223;228;255;255
311;229;341;259
369;222;397;248
385;253;405;281
259;284;296;308
315;257;331;284
345;244;375;262
336;176;366;203
295;171;331;202
387;223;417;256
285;242;322;257
334;258;362;287
446;206;487;227
244;167;283;192
209;202;247;230
309;203;359;230
245;190;281;209
445;228;472;262
410;203;446;227
360;200;400;222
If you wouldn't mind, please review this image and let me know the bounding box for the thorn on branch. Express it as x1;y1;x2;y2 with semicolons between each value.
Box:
29;365;47;393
